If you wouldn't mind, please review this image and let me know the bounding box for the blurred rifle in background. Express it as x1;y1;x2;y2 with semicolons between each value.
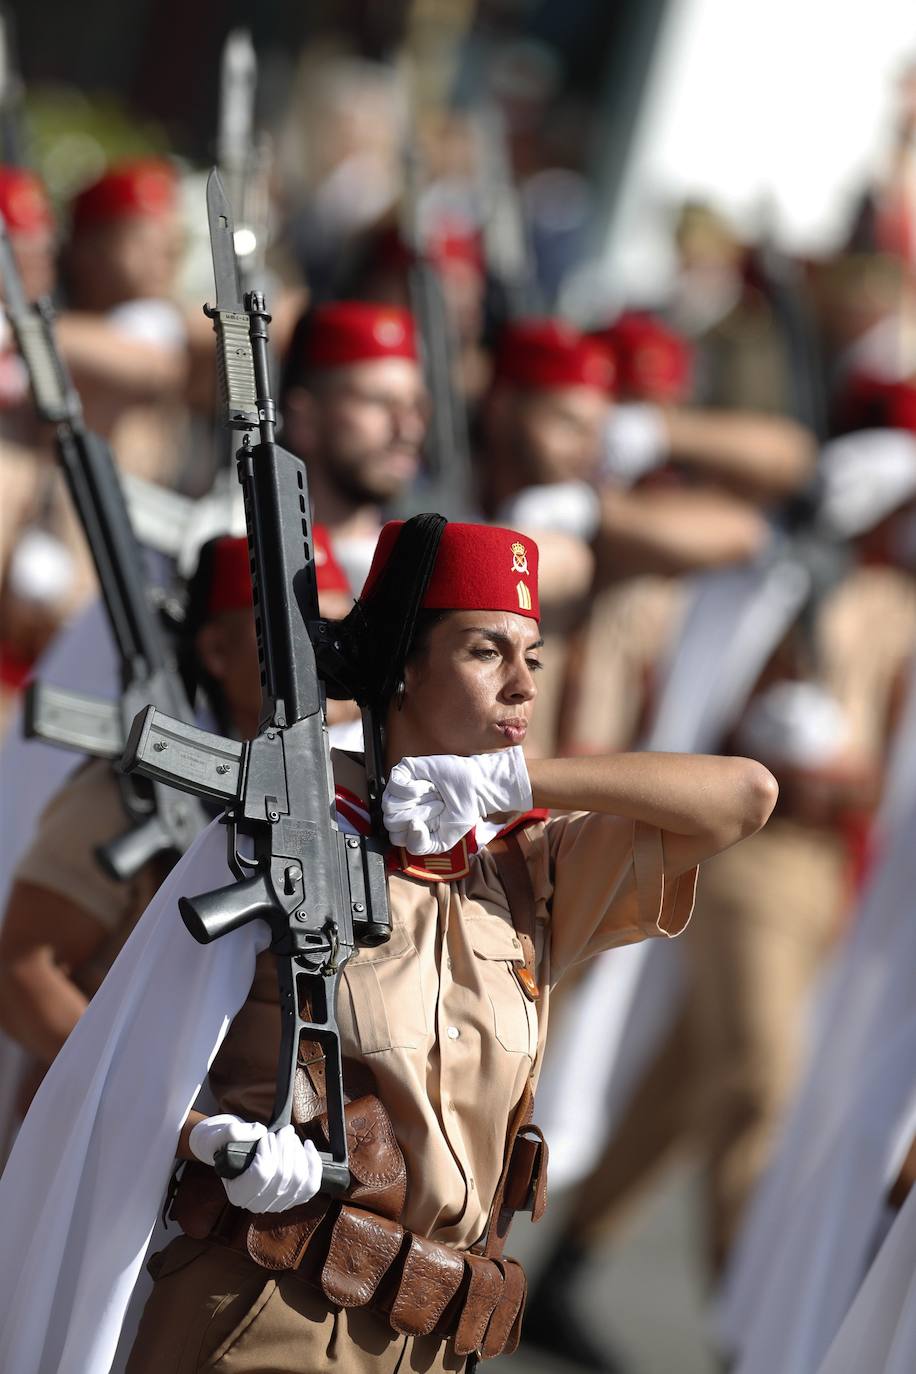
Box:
121;29;273;565
399;133;475;518
0;4;25;165
748;226;830;444
0;212;207;880
470;98;540;321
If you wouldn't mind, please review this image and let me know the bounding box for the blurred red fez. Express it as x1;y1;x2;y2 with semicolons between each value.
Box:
300;302;418;370
838;374;916;435
593;312;692;403
493;318;615;394
0;167;53;235
360;520;540;621
427;221;485;276
365;221;483;277
71;158;178;233
207;527;350;618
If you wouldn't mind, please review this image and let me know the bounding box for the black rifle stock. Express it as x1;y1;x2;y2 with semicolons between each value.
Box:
124;170;391;1192
0;213;205;878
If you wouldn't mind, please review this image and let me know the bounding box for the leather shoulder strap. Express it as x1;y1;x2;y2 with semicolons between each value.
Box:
479;829;544;1257
488;830;539;986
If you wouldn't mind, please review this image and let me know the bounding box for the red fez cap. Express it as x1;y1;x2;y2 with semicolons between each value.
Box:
593;312;692;403
71;158;178;234
0;167;53;235
888;381;916;433
207;526;350;617
493;318;615;394
300;302;418;371
360;521;540;622
427;221;485;277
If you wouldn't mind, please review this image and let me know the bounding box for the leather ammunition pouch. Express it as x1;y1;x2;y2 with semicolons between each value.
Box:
171;1092;539;1359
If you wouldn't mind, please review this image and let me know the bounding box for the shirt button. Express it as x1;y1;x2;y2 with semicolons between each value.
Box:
446;958;453;970
447;1025;460;1040
448;1100;457;1113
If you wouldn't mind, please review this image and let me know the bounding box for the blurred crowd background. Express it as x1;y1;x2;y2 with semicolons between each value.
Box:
3;1;916;1371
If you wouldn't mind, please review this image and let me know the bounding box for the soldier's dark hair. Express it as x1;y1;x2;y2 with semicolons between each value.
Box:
175;537;234;733
321;513;447;711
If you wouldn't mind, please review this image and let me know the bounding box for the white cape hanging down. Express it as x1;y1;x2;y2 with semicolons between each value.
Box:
718;661;916;1367
534;549;811;1190
816;1183;916;1374
0;819;266;1374
728;1013;916;1374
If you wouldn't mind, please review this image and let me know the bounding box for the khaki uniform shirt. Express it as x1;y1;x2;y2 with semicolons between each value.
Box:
209;751;697;1250
13;758;168;996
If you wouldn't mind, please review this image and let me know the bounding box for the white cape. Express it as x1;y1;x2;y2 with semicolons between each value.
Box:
718;659;916;1369
816;1184;916;1374
0;819;266;1374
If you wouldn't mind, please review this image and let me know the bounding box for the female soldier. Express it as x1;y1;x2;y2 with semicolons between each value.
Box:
112;513;776;1373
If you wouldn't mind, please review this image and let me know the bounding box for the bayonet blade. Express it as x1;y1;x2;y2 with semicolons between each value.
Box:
207;168;244;311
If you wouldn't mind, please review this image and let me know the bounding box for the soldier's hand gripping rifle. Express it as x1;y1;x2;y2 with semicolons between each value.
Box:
123;170;391;1191
0;212;206;880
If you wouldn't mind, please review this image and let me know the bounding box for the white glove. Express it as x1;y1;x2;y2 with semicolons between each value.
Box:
189;1114;323;1213
383;746;532;855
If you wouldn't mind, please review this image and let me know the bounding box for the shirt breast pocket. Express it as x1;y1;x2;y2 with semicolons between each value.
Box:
467;917;538;1059
342;924;428;1055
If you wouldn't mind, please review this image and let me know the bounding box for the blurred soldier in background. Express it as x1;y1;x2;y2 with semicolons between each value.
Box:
0;166;94;724
525;402;916;1368
0;529;351;1137
279;299;428;591
57;157;191;486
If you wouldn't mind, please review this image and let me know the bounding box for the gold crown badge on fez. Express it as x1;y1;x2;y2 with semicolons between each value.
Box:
511;541;532;610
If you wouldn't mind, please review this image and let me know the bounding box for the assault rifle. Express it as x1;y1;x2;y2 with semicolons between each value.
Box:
0;213;206;879
123;170;391;1191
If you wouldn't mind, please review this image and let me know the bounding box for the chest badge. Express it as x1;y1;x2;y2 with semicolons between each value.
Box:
514;965;540;1002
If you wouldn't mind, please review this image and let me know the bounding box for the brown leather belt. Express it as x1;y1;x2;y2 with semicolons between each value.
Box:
202;1196;528;1360
170;1093;539;1362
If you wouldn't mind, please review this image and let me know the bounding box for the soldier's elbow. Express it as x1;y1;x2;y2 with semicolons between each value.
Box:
735;758;778;837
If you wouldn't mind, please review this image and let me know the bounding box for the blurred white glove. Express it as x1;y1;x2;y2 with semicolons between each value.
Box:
601;403;669;487
495;482;601;541
383;746;532;855
734;681;849;770
189;1114;323;1213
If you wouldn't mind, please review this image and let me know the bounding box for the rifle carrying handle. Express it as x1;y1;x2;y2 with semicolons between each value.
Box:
214;1139;351;1197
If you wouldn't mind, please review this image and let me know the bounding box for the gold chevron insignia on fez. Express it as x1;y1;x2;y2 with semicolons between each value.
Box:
510;540;529;574
516;580;532;611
